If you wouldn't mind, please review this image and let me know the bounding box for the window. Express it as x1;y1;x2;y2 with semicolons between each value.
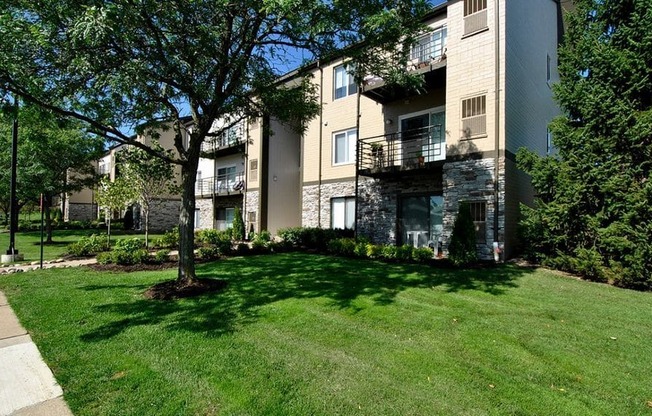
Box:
411;27;448;65
249;159;258;182
463;0;488;35
216;207;235;231
194;209;201;228
461;95;487;138
334;64;356;100
546;129;553;155
331;197;355;230
467;201;487;242
546;54;552;84
333;129;357;165
217;166;237;192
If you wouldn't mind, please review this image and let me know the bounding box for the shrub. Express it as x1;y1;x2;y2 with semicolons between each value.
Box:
196;228;225;246
114;238;145;252
235;242;250;255
67;234;110;257
326;238;356;257
412;247;433;263
96;251;113;265
381;245;398;260
154;227;179;249
154;249;171;263
395;244;413;262
573;247;607;282
448;202;478;266
232;207;245;241
366;243;383;259
197;245;220;260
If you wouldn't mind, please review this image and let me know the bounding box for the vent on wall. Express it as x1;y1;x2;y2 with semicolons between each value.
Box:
461;95;487;138
463;0;488;36
249;159;258;182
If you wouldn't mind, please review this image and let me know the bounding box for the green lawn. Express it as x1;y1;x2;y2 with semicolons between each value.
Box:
1;253;651;415
0;229;164;262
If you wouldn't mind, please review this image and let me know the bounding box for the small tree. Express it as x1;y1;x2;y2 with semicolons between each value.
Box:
448;202;478;266
95;176;138;244
232;206;245;241
120;144;179;248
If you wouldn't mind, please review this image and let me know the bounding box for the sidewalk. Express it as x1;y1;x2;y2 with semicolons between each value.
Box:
0;291;73;416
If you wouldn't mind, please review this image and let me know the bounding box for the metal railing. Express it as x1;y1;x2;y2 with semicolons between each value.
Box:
410;27;447;68
195;172;245;196
200;132;244;153
357;125;444;173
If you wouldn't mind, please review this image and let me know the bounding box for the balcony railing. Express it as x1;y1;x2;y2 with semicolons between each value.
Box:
410;27;447;69
195;172;245;197
357;125;444;175
200;132;245;154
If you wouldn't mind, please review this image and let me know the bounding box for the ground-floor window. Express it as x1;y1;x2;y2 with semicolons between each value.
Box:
398;195;443;248
331;197;355;230
194;208;201;228
216;207;235;230
467;200;487;242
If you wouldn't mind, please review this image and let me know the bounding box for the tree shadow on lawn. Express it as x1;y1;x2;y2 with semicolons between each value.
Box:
80;253;531;343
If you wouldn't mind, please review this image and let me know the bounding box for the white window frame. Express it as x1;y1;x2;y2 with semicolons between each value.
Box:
546;129;553;155
194;208;201;228
331;197;356;230
333;64;356;100
332;128;357;166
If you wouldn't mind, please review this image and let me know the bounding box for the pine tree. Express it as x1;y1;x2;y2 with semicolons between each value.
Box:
518;0;652;289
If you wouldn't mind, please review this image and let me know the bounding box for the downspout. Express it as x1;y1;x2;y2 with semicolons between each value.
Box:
317;63;324;226
243;121;249;234
493;0;502;260
354;84;361;239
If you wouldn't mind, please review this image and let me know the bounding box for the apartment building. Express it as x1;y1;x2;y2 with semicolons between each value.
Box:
203;0;561;259
62;126;183;232
64;0;563;260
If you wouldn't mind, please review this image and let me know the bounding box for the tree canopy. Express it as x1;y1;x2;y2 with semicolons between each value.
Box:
517;0;652;289
0;0;430;284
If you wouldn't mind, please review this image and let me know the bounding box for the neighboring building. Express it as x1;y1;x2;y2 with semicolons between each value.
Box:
63;126;183;232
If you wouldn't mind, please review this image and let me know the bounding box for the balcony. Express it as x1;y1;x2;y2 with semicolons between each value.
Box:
362;27;447;104
357;125;445;178
195;172;245;197
200;130;245;158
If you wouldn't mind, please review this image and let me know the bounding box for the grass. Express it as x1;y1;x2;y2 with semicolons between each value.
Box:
0;229;164;262
1;253;652;415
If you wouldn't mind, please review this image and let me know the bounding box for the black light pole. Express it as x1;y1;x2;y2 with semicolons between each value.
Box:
7;95;19;258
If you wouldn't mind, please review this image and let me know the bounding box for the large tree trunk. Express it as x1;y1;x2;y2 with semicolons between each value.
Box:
177;156;200;284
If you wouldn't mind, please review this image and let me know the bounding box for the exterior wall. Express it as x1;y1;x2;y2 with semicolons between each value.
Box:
66;202;97;222
244;190;260;235
442;158;504;260
267;119;302;234
195;198;214;230
147;199;181;232
504;0;560;156
358;173;443;245
301;181;355;229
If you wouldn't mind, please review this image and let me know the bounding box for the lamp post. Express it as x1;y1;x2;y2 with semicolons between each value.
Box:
2;95;21;262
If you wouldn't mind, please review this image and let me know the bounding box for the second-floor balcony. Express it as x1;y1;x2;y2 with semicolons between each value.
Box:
195;172;245;197
357;125;445;178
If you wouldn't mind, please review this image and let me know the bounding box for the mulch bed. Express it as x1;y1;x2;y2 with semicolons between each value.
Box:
144;278;228;300
88;261;178;273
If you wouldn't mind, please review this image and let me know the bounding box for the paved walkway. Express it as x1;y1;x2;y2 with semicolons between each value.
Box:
0;291;73;416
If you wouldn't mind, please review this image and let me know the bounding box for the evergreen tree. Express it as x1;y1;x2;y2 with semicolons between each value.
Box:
448;202;477;266
518;0;652;289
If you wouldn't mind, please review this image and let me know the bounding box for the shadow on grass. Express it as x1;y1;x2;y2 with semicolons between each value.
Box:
80;253;532;342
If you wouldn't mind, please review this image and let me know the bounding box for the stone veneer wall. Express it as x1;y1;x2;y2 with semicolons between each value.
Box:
147;199;182;232
442;157;505;260
301;181;356;228
67;203;97;222
357;173;443;245
245;191;259;234
195;198;214;230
